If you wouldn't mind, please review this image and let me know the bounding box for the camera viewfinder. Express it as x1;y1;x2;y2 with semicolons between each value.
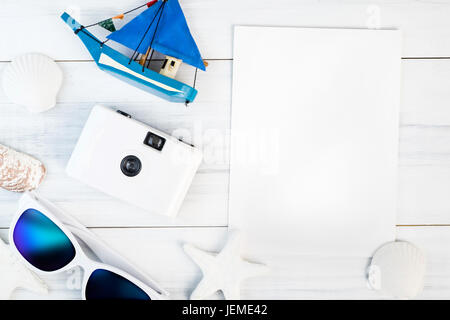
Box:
144;132;166;151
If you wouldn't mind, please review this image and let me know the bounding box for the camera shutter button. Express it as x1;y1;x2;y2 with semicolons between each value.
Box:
116;110;132;118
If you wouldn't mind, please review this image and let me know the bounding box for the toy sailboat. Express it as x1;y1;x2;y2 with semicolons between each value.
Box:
61;0;206;104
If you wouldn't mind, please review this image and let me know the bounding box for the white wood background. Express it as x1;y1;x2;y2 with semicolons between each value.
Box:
1;0;450;299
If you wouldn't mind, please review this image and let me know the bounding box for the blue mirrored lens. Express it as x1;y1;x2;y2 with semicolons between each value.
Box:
13;208;76;272
86;269;151;300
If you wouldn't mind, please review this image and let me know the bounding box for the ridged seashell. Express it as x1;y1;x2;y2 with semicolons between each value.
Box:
2;53;63;113
367;241;426;299
0;144;46;192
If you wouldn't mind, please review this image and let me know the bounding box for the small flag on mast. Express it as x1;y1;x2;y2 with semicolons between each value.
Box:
113;14;125;20
99;18;116;32
147;0;158;7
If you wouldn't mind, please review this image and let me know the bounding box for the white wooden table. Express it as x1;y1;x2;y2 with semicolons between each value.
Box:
1;0;450;299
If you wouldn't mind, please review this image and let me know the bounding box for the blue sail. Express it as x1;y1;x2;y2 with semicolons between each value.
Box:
107;0;205;71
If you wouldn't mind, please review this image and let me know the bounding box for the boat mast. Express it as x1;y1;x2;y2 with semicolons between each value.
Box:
127;0;166;66
138;0;161;66
139;47;152;66
141;0;167;71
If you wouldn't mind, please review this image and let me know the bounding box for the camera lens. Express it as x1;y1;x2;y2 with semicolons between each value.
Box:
120;155;142;177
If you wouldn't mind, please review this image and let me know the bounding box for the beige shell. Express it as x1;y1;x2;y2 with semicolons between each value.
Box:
0;144;46;192
368;241;426;299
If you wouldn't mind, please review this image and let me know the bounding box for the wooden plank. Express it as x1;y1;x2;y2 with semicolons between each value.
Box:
0;227;383;300
3;226;450;300
399;166;450;225
0;172;229;228
2;0;450;60
0;59;231;104
0;60;231;228
401;59;450;126
397;59;450;224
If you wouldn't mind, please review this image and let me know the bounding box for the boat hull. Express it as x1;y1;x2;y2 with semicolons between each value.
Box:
61;12;198;103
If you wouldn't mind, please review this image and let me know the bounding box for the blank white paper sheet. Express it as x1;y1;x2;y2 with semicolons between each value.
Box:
229;26;401;257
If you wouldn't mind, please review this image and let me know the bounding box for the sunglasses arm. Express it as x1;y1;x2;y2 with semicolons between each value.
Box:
25;192;170;297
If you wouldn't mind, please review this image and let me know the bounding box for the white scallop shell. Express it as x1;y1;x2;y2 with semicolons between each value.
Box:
2;53;62;113
0;144;46;192
367;241;426;299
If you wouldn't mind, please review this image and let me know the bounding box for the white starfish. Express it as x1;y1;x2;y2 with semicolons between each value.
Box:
0;238;48;299
183;231;269;300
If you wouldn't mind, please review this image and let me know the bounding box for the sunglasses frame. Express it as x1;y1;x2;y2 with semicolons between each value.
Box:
9;194;165;300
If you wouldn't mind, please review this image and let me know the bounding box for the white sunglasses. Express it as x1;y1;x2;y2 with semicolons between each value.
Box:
9;192;169;300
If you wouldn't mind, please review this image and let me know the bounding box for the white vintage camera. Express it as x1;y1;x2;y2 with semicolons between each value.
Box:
66;105;202;217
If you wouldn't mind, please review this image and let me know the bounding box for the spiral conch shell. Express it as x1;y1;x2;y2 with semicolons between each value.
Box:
0;144;46;192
